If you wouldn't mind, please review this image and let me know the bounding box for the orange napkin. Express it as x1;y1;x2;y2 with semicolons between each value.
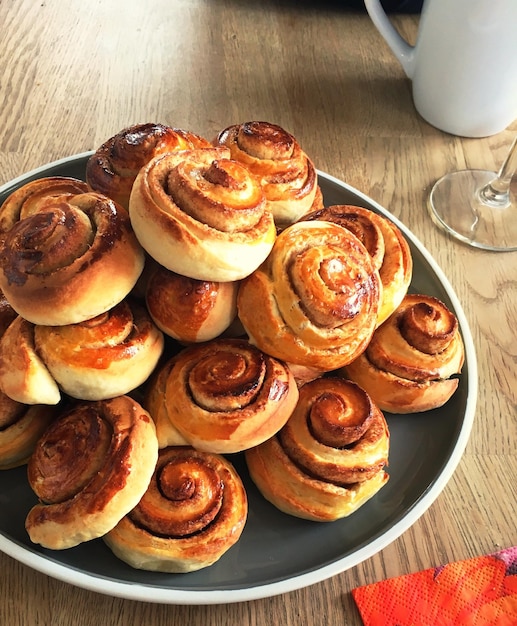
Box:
352;546;517;625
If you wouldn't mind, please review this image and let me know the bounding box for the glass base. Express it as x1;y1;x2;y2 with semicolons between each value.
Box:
428;169;517;252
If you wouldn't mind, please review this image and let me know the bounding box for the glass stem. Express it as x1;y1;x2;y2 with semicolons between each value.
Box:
478;136;517;208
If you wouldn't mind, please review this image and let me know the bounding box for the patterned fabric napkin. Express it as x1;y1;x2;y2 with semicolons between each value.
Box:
352;546;517;625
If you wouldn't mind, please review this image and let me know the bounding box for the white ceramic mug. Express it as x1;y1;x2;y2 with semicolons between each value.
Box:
364;0;517;137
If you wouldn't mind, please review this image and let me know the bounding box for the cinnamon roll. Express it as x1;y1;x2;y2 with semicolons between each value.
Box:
302;204;412;325
0;300;163;404
0;191;145;326
34;299;164;401
25;396;159;549
145;338;299;453
245;377;389;521
214;121;323;227
104;446;247;573
145;264;239;343
86;123;211;209
0;176;89;234
344;294;465;413
128;147;276;282
237;220;382;371
0;390;56;470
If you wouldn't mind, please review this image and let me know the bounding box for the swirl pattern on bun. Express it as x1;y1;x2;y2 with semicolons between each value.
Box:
214;120;323;227
128;148;276;282
245;377;389;521
302;204;412;326
104;446;247;573
237;220;382;371
0;176;89;234
86;123;211;209
145;338;299;453
34;300;164;401
344;294;465;413
25;396;159;549
0;301;163;404
0;191;145;325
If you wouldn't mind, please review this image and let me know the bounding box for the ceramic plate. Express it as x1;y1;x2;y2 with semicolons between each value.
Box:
0;153;477;604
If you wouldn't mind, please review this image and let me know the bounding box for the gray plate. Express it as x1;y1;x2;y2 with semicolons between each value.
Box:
0;154;477;604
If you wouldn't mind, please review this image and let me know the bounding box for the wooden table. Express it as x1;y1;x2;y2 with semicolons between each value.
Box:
1;1;515;624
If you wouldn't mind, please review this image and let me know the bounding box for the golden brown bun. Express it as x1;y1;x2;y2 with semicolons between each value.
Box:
128;147;276;282
0;191;145;325
237;221;382;371
145;338;299;453
0;389;56;469
0;316;61;405
245;377;389;521
25;396;159;549
0;301;164;404
302;204;413;325
34;299;164;401
145;265;239;343
0;176;89;233
144;359;189;448
0;287;59;466
343;294;465;413
214;121;323;227
104;446;247;573
86;123;211;209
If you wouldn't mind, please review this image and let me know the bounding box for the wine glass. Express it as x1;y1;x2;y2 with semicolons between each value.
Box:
428;135;517;251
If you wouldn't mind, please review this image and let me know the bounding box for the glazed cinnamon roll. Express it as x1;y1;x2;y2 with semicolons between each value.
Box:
344;294;465;413
0;176;89;233
245;377;389;521
34;299;164;401
128;147;276;282
214;121;323;227
104;446;247;573
145;264;239;343
86;123;211;209
0;191;145;325
0;300;164;404
303;205;413;326
145;338;299;453
25;396;159;549
0;390;56;470
237;220;382;371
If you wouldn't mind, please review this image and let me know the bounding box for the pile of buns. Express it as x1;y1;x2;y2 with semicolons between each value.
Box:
0;121;465;573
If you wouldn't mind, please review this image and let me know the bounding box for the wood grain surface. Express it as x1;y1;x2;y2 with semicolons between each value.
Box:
1;1;516;624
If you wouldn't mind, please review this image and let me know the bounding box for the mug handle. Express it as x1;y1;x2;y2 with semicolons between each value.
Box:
363;0;416;78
